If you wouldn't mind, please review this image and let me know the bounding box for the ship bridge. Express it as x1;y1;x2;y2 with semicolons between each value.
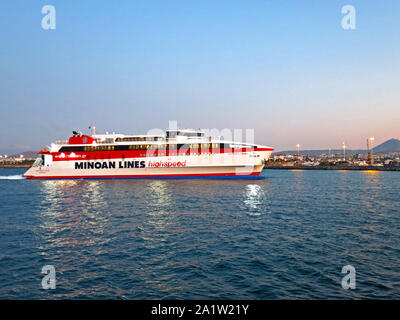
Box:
166;129;205;142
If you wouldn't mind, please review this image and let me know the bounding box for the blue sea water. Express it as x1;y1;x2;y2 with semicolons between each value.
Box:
0;168;399;299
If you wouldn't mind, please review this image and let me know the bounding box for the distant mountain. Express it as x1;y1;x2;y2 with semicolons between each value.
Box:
275;138;400;156
2;139;399;158
373;138;400;153
273;149;366;156
6;151;38;159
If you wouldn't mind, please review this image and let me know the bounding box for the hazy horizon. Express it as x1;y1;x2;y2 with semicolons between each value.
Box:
1;1;399;154
2;133;399;155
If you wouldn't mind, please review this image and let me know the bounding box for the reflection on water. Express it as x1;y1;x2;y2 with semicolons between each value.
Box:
290;168;305;195
146;180;172;209
36;180;115;298
141;180;175;247
359;170;386;217
38;180;111;256
85;181;108;209
360;170;383;192
242;184;267;216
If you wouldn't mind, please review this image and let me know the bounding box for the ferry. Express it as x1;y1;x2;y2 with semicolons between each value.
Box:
24;127;274;179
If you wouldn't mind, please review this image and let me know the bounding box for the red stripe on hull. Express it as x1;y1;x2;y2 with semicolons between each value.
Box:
25;172;261;179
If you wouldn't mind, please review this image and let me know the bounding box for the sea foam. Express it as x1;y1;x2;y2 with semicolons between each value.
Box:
0;175;26;180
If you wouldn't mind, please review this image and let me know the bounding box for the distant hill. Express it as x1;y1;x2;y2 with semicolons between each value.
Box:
275;138;400;156
7;151;38;159
274;149;365;156
2;138;399;158
373;138;400;153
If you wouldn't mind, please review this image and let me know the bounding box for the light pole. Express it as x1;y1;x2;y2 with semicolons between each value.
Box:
342;142;346;161
296;144;301;162
370;137;375;164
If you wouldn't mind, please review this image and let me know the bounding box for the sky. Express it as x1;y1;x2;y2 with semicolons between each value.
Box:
0;0;399;153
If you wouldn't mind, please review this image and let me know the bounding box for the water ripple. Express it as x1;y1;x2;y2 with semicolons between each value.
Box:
0;168;400;299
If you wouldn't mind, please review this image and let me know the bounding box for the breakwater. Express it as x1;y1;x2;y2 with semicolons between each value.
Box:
0;160;34;168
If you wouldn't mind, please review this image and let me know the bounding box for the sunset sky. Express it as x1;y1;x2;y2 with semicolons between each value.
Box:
0;0;399;153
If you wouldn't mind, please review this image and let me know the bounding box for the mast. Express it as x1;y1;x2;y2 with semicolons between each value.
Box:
89;125;96;136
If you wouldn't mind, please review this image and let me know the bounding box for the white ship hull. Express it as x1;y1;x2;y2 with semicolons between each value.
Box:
24;152;272;179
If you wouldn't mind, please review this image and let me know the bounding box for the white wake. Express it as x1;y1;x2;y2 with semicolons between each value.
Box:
0;175;26;180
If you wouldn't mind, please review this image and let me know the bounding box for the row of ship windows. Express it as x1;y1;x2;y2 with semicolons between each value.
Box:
84;145;114;151
115;137;164;142
63;143;226;152
87;152;225;159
